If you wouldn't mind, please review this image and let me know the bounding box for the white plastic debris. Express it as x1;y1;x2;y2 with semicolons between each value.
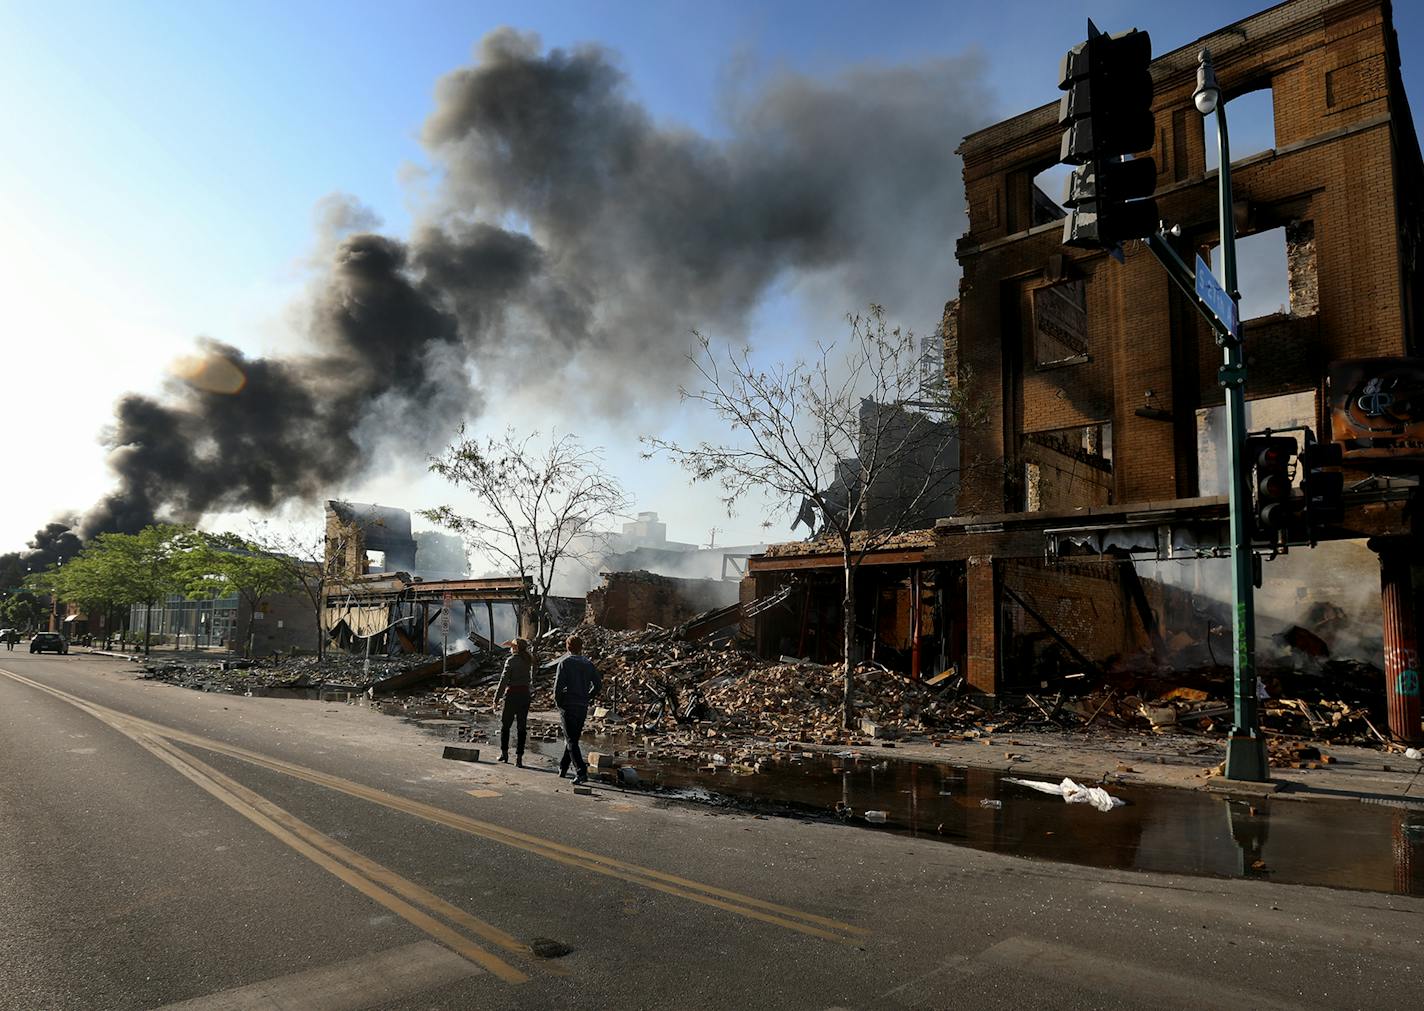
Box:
864;810;888;824
1405;748;1423;760
1004;776;1126;812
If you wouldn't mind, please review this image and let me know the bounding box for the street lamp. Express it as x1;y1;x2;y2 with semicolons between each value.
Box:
1195;48;1269;782
1193;50;1220;115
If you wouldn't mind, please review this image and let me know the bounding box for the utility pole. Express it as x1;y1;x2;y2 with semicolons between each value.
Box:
1058;29;1269;781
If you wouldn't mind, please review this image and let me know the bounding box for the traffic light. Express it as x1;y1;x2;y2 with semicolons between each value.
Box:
1246;435;1298;536
1300;434;1345;530
1058;21;1159;251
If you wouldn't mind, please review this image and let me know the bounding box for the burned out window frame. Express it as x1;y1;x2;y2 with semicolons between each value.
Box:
1031;278;1090;369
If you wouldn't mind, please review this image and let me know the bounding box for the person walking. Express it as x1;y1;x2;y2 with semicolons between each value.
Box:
553;634;601;784
494;637;534;767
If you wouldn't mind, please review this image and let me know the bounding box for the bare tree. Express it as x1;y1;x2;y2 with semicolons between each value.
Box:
643;305;979;727
246;523;338;658
421;429;631;634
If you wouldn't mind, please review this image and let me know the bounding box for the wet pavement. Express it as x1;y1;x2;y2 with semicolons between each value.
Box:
388;705;1424;897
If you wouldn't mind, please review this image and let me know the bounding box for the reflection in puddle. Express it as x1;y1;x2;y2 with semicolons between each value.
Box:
391;707;1424;897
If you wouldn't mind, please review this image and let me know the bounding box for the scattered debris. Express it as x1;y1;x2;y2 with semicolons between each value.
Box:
1004;776;1125;812
527;938;572;959
137;614;1403;764
442;745;480;763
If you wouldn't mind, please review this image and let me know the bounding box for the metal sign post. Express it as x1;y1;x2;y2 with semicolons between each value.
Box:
441;593;452;675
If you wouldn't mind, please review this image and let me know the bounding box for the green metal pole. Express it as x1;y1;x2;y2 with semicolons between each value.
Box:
1215;86;1269;782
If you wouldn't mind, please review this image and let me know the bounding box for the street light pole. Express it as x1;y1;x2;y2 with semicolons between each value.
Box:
1196;48;1269;782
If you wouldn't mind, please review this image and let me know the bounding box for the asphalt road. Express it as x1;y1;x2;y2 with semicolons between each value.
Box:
1;652;1419;1010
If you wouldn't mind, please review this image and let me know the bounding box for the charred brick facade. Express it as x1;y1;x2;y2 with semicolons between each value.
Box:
944;0;1424;693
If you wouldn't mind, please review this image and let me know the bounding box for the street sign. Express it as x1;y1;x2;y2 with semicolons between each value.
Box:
441;594;452;633
1195;254;1239;339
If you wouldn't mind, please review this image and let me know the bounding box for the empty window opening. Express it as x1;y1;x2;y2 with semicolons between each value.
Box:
365;549;386;572
1022;423;1112;512
1205;86;1275;170
1208;227;1289;321
1032;279;1088;367
1195;390;1315;496
1030;163;1073;226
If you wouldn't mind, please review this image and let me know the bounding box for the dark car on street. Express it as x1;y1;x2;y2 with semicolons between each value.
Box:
30;632;69;655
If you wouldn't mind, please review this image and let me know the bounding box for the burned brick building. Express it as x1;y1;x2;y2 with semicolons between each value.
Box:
324;501;419;580
748;0;1424;741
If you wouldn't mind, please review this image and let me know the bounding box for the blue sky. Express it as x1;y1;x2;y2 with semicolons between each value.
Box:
2;1;1420;552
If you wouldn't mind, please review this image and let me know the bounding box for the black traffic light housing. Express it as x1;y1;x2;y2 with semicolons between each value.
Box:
1246;435;1298;538
1058;21;1159;252
1300;434;1345;532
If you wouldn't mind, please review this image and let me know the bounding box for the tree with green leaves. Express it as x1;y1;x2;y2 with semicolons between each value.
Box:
37;525;196;654
643;305;979;728
0;590;44;634
180;533;301;657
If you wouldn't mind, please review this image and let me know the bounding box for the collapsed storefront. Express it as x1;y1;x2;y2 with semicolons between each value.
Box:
746;533;967;682
748;0;1424;742
324;572;531;657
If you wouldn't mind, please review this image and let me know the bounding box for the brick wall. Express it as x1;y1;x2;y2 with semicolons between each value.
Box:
584;570;739;631
241;590;319;656
1001;560;1141;680
965;555;997;692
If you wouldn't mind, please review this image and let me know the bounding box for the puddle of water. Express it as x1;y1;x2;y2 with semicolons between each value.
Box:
390;708;1424;897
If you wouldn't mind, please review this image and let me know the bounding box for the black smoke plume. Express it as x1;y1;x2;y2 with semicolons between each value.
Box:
13;27;990;558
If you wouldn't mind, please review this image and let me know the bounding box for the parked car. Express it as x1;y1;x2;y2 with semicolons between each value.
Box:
30;632;69;655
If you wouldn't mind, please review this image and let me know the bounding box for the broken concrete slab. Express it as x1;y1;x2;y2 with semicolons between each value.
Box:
370;650;473;695
442;745;480;763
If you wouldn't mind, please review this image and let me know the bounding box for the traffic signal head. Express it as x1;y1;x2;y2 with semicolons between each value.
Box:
1058;21;1159;251
1247;435;1298;534
1301;437;1345;530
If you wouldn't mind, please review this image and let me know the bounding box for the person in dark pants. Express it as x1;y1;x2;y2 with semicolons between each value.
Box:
554;634;601;784
495;638;534;766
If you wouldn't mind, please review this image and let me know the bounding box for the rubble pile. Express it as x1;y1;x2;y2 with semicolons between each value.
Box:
137;611;1398;757
412;619;1397;755
136;649;499;695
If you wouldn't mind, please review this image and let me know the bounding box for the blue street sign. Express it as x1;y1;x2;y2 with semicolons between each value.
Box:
1195;254;1240;339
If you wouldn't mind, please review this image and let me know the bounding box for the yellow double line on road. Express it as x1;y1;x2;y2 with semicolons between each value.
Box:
2;668;532;982
2;668;865;957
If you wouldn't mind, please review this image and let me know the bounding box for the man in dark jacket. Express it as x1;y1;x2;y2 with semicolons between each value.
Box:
494;638;534;766
553;634;601;784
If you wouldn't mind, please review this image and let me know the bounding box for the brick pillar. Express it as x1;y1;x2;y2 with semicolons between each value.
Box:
965;555;998;694
1370;535;1423;744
